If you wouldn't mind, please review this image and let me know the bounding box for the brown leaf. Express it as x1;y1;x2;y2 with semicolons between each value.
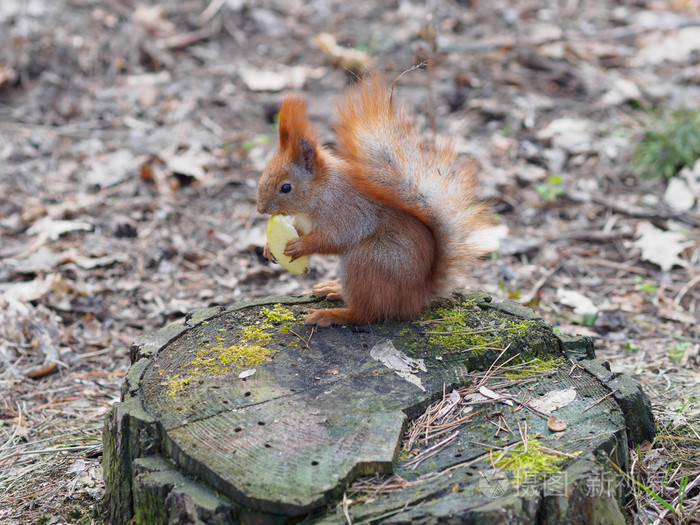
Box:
133;5;176;38
315;33;371;71
24;362;59;379
548;415;567;432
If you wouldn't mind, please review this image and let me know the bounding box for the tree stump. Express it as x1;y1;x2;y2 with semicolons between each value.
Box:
103;292;654;524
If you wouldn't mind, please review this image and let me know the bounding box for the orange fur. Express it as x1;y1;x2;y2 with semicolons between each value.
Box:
278;95;318;156
257;76;491;326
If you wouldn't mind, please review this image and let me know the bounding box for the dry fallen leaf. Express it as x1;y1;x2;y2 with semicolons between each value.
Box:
529;387;577;414
633;27;700;67
240;66;324;92
0;273;64;302
314;33;371;71
601;76;642;107
478;386;514;406
24;362;59;379
537;117;593;154
0;298;64;369
5;248;127;273
556;289;598;317
663;177;696;212
27;218;93;240
0;63;18;88
85;149;136;188
437;390;461;418
633;221;690;272
133;4;176;38
548;415;567;432
164;147;212;180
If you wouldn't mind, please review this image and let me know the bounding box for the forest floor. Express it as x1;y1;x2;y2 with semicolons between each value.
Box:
1;0;699;523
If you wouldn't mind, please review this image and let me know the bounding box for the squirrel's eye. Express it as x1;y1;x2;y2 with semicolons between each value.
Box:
280;183;292;194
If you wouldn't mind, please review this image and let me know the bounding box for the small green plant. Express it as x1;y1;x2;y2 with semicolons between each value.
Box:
534;175;565;202
624;342;639;353
630;109;700;180
499;281;521;299
669;342;691;362
634;276;659;295
582;312;597;327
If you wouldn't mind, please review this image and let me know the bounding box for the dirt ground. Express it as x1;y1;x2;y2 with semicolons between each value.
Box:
1;0;699;523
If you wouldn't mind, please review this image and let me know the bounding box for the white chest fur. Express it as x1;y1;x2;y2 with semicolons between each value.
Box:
292;214;313;235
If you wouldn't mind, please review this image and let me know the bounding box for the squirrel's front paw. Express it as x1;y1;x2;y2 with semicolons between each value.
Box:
262;243;277;263
283;238;304;262
313;280;342;301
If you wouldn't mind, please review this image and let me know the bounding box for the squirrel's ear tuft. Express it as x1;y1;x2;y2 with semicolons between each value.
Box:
278;95;318;157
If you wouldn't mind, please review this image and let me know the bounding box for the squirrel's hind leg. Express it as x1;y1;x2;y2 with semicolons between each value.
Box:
312;280;342;301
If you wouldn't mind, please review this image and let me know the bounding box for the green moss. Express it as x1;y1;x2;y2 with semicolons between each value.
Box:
167;375;193;398
494;438;572;485
168;337;278;398
217;343;277;367
165;304;305;397
422;303;537;354
237;304;297;346
166;307;298;398
261;303;296;323
502;356;567;378
239;324;273;344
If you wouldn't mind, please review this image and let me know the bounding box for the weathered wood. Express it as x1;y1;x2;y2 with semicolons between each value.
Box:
103;292;654;524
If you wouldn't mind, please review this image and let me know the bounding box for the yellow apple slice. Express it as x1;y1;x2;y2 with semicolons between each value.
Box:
266;215;309;275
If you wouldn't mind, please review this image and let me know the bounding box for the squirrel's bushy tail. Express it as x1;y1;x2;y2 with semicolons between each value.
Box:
334;76;492;298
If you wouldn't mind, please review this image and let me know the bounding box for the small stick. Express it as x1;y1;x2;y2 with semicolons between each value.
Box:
290;327;314;349
2;445;96;459
583;389;618;413
474;345;515;389
656;435;700;444
585;257;648;275
342;492;353;525
521;265;560;304
538;446;580;459
420;409;485;431
673;274;700;308
421;326;526;335
389;62;427;109
199;0;225;24
405;430;459;470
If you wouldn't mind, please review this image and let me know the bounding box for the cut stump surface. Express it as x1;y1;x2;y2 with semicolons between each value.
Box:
104;292;654;524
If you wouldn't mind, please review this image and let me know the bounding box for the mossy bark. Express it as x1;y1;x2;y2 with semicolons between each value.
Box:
103;292;654;524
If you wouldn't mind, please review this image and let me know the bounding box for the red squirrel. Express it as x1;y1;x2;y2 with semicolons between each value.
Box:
256;76;491;327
